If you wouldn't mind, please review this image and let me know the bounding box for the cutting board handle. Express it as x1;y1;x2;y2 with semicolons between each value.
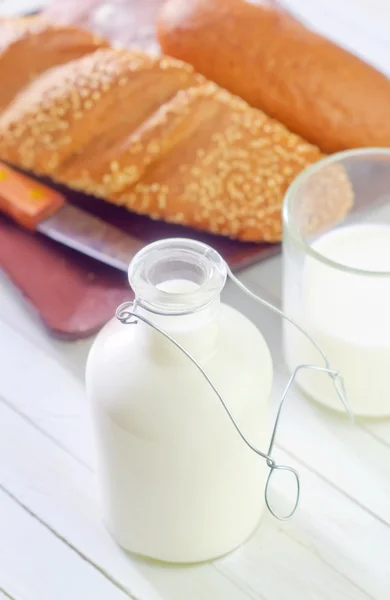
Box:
0;162;65;230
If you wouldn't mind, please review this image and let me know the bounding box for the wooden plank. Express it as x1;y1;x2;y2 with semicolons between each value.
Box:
272;371;390;525
0;318;94;466
0;393;387;599
217;449;388;600
0;590;17;600
0;399;255;600
0;488;129;600
0;270;94;377
361;421;390;448
217;525;373;600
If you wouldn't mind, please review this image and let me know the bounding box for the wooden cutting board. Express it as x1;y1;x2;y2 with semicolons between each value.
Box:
0;0;279;339
0;183;279;339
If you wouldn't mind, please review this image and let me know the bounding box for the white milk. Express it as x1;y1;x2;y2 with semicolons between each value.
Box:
86;267;273;562
157;279;200;293
284;224;390;416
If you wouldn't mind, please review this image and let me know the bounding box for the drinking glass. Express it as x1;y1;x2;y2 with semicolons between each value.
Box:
283;148;390;417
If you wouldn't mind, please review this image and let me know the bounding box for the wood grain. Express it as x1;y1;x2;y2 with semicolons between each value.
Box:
0;286;389;597
0;487;130;600
0;395;385;599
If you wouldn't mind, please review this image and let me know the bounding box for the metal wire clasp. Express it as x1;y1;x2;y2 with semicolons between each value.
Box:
115;264;352;521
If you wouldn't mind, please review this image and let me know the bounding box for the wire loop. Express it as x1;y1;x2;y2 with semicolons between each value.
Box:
116;264;352;520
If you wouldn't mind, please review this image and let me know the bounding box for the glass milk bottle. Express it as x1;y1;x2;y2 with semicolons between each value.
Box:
86;238;273;563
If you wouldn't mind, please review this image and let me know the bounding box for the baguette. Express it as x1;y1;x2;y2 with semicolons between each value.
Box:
158;0;390;153
0;19;349;243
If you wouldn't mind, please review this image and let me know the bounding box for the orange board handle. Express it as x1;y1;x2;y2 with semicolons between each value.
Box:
0;162;65;230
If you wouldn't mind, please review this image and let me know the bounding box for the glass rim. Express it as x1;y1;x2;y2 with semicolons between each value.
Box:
283;147;390;277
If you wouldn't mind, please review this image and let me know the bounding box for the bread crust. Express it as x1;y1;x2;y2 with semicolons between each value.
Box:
158;0;390;153
0;16;108;112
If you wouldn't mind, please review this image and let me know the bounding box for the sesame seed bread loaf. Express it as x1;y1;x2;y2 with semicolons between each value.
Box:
0;17;108;113
158;0;390;154
0;19;330;242
0;48;203;176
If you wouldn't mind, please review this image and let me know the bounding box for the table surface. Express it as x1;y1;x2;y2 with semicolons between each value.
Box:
1;1;390;599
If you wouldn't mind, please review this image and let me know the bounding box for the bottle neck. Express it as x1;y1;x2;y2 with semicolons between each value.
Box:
127;238;227;364
137;296;221;363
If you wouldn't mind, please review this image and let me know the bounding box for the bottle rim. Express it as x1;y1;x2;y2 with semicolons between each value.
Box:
128;238;227;314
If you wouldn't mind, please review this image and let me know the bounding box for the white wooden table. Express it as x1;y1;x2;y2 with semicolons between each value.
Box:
1;1;390;599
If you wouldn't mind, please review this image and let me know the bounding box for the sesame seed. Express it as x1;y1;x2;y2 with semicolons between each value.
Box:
157;194;167;209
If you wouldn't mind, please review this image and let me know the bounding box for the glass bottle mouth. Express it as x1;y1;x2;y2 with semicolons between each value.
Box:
128;238;227;315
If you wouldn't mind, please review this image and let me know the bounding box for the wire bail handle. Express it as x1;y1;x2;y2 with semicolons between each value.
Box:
116;263;352;520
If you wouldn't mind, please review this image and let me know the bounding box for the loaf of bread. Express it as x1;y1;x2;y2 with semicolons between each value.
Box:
158;0;390;154
0;18;343;243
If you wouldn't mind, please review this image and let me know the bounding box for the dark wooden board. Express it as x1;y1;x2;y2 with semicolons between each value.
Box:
0;184;279;339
